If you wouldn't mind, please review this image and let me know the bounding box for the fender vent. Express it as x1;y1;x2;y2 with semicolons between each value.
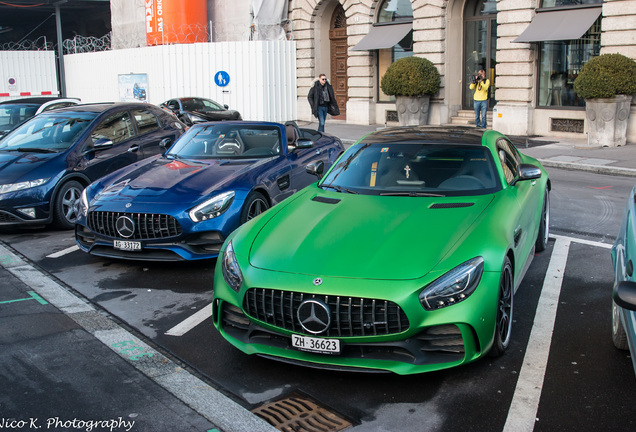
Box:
429;202;474;209
312;196;341;204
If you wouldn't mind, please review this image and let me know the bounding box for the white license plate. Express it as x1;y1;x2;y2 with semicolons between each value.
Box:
291;334;340;354
113;240;142;251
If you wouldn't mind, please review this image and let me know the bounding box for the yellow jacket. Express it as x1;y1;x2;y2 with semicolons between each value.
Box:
470;79;490;101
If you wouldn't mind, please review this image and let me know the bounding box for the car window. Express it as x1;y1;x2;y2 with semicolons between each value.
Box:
0;114;94;151
319;143;500;196
132;109;160;135
496;138;520;185
90;111;134;145
167;124;281;159
200;99;224;111
0;104;39;131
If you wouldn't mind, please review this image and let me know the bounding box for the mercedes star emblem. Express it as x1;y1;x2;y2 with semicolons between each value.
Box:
115;216;135;238
313;278;323;286
297;299;331;334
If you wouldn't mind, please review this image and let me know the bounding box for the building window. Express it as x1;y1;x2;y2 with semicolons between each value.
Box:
536;0;602;108
377;0;413;102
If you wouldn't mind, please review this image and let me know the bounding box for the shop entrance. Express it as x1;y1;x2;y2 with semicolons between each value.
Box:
463;0;497;110
329;3;347;118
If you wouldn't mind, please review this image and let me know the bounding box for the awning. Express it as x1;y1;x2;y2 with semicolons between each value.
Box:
513;7;601;43
352;23;412;51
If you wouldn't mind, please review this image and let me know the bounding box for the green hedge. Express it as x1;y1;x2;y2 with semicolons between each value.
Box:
380;56;441;96
573;53;636;99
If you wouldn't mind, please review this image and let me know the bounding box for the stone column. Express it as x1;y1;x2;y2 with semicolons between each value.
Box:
492;0;537;136
413;0;447;124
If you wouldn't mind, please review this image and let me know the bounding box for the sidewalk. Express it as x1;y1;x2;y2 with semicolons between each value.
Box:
0;243;277;432
300;120;636;178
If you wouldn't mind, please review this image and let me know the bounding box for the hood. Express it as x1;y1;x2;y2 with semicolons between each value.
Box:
248;190;495;280
0;150;63;183
94;156;266;204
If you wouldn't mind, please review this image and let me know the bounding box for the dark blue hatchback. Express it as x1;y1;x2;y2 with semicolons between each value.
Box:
0;102;185;229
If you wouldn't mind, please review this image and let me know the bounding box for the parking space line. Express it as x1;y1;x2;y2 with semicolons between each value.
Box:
165;303;213;336
0;290;48;305
505;236;571;431
46;245;79;258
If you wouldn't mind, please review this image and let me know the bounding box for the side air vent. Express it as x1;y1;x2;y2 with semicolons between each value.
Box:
429;203;474;209
312;196;341;204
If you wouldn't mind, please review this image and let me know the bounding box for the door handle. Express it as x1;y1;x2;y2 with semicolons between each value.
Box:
513;226;522;247
315;149;322;155
128;145;140;152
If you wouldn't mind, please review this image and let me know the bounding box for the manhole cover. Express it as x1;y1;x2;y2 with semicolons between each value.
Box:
251;392;352;432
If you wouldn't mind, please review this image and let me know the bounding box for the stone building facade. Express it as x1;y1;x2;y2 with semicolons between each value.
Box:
291;0;636;141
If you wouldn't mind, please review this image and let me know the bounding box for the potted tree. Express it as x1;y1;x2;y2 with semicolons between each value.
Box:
573;53;636;147
380;56;441;126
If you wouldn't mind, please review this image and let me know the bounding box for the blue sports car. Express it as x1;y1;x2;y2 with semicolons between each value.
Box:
611;185;636;376
75;121;345;261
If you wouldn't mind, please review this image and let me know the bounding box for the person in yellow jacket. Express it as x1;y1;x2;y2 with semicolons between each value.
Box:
469;69;490;128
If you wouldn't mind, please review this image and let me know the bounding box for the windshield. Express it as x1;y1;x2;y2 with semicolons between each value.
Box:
167;124;282;159
320;142;501;196
182;98;224;112
0;113;96;152
0;104;40;133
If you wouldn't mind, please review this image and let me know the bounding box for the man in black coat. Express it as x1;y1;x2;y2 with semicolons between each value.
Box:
307;74;339;132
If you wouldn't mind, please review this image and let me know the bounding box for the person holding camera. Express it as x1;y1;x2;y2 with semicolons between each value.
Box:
469;69;490;129
308;74;340;133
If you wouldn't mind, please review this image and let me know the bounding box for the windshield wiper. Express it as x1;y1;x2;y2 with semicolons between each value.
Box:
324;185;358;194
380;191;446;197
16;147;59;153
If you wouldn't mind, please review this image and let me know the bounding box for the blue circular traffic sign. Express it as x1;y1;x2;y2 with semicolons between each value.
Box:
215;71;230;87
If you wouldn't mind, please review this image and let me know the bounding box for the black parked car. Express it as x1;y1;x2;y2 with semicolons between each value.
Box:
160;97;242;125
0;97;80;138
0;102;186;229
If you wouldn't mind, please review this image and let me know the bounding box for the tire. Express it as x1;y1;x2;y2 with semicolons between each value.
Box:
612;299;629;350
535;187;550;252
489;256;514;357
52;180;84;230
240;191;269;224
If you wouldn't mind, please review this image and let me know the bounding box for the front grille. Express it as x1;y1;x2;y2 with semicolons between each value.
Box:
0;211;20;223
87;211;182;240
243;288;409;337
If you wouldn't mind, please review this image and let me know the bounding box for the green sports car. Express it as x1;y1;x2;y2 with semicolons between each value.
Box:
211;126;551;374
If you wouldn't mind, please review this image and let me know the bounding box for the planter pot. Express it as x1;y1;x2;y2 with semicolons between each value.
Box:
395;95;431;126
585;95;633;147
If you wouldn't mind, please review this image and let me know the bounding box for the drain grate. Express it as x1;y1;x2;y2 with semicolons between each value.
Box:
251;392;352;432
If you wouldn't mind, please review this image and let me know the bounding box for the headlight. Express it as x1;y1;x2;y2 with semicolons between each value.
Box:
222;241;243;292
0;178;50;195
79;188;89;217
419;257;484;310
189;191;235;222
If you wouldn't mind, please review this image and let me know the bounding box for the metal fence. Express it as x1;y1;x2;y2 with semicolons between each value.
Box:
4;21;294;54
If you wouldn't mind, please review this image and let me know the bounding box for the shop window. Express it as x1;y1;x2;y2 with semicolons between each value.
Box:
377;0;414;102
536;0;602;108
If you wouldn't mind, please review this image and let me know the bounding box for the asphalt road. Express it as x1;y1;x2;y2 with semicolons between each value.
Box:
1;167;635;431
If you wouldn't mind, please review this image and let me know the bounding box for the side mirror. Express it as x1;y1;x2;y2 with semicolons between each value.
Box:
614;281;636;311
93;138;113;150
295;138;314;149
159;137;172;149
168;104;177;111
224;104;229;109
512;164;542;185
306;160;324;179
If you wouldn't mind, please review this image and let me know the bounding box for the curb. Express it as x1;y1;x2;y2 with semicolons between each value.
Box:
538;159;636;178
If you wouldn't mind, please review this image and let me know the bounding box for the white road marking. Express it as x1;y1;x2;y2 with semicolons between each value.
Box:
46;245;79;258
504;234;609;432
165;303;213;336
